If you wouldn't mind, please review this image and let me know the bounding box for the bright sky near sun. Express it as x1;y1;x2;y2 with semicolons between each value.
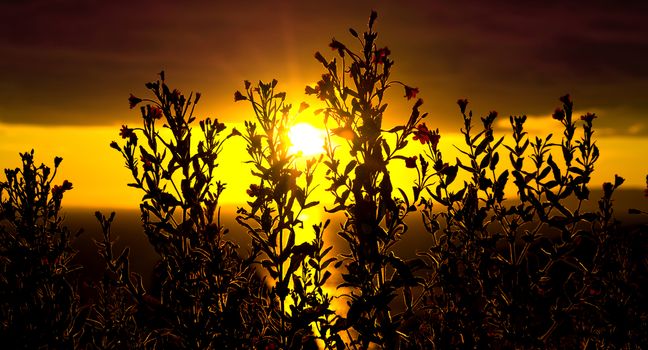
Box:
0;120;646;209
1;1;647;209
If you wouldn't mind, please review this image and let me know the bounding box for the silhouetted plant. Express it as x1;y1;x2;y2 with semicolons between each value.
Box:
414;96;647;348
84;211;160;349
1;10;646;350
106;72;268;348
235;80;342;349
307;11;427;348
0;151;87;348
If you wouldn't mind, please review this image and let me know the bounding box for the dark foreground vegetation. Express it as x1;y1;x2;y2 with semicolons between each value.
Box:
1;12;647;349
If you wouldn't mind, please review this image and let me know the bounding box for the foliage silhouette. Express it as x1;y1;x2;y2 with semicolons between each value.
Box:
306;10;429;348
0;10;646;350
235;80;342;349
101;72;269;349
0;151;86;348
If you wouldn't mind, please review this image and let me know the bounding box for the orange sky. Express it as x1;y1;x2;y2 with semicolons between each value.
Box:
1;0;647;209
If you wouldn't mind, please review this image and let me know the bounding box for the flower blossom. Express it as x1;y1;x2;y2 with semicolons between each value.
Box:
405;156;417;168
404;86;419;100
580;112;597;123
457;99;468;114
129;94;142;109
120;125;133;139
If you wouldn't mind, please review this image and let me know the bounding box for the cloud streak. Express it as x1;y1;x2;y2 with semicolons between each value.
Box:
0;0;647;135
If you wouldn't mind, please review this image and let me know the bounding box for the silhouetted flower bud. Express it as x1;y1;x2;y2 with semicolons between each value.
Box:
128;94;142;109
405;156;417;168
404;86;419;100
580;112;596;123
560;93;572;108
119;125;133;139
457;98;468;114
234;91;247;101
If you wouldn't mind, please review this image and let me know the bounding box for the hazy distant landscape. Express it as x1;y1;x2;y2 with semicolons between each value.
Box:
67;189;647;289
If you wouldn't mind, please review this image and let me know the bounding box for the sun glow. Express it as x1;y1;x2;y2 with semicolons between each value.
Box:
287;122;326;157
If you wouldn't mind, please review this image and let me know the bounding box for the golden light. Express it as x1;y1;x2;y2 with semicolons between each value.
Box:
288;122;325;157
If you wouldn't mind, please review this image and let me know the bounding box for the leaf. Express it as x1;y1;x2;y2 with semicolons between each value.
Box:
547;155;561;182
490;152;500;170
317;271;332;287
344;160;357;175
444;165;458;185
479;153;491;169
292;242;316;256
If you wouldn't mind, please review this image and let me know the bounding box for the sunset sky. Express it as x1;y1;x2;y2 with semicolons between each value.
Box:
1;0;647;209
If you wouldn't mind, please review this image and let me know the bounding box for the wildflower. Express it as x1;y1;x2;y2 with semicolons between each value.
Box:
299;102;309;113
230;128;242;137
149;106;163;120
457;98;468;114
482;111;498;129
61;180;73;191
552;108;565;121
405;156;417;168
305;85;318;95
413;123;440;150
580;112;597;123
430;132;441;150
215;120;226;133
140;155;153;171
234;91;247;101
109;141;120;151
559;93;572;107
247;184;262;197
404;86;419;100
54;156;63;167
194;92;201;104
373;47;390;64
280;105;291;117
128;94;142;109
170;89;181;102
329;39;346;56
369;10;378;28
52;180;73;198
413;123;431;144
119;125;133;139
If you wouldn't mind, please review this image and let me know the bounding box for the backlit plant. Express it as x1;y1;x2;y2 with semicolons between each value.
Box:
0;151;86;348
105;72;268;348
0;10;645;350
235;80;342;349
306;11;428;348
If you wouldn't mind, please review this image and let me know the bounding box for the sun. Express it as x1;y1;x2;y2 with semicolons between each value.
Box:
288;122;325;157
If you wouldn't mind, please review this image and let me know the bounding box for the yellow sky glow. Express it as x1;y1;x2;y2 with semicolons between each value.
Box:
0;122;646;209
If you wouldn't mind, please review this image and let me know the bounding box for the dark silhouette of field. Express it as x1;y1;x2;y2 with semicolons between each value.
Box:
68;189;647;290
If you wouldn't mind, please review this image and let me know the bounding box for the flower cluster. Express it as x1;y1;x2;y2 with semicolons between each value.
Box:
51;180;73;198
413;122;440;149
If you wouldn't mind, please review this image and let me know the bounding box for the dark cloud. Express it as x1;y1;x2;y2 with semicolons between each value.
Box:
0;0;647;135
